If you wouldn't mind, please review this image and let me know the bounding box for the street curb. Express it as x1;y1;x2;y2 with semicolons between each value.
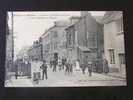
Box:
100;73;126;80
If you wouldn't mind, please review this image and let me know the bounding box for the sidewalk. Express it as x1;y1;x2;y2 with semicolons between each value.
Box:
103;72;126;79
5;76;34;87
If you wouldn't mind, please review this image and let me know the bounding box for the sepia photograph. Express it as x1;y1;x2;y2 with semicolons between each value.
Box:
5;11;126;87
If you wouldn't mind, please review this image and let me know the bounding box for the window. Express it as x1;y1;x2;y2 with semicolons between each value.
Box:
75;30;78;45
53;31;58;37
54;42;58;50
51;42;53;50
68;33;72;45
108;49;115;64
47;44;50;50
63;41;66;48
119;53;125;65
116;18;123;33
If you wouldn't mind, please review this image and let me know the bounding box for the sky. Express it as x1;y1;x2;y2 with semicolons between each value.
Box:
8;11;105;58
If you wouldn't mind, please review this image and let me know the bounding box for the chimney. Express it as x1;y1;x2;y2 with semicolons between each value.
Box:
80;11;91;17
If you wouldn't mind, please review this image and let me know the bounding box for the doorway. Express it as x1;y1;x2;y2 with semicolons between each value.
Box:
118;53;126;74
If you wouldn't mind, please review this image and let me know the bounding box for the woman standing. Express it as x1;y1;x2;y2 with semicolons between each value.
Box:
103;58;109;74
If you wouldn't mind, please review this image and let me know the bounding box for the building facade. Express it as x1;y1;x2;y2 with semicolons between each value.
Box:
40;20;70;64
41;29;51;63
27;39;43;61
103;11;126;75
66;11;104;72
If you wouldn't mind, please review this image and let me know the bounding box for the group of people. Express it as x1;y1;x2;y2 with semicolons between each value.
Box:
49;58;73;75
80;58;109;76
80;61;93;76
39;58;110;80
13;57;109;83
39;58;73;80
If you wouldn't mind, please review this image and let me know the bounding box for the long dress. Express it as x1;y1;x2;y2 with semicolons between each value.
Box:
103;59;109;73
75;61;80;70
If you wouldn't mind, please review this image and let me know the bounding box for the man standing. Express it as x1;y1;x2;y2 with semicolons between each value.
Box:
53;59;56;72
69;60;73;75
65;59;70;75
62;58;66;70
14;61;18;79
40;60;48;80
87;61;92;76
50;60;53;69
81;64;86;74
27;61;31;78
58;57;62;71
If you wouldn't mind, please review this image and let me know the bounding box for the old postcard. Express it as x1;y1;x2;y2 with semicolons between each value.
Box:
5;11;126;87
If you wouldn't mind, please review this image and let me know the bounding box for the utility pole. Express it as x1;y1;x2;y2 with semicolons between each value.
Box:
11;11;14;70
96;29;99;72
83;12;88;65
83;15;88;47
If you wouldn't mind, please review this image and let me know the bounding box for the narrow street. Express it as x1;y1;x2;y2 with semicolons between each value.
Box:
6;65;126;87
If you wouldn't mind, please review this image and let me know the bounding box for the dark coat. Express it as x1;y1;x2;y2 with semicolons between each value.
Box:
40;63;47;71
53;60;57;65
14;63;18;75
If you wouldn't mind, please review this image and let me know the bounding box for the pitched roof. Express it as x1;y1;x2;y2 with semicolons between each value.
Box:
102;11;123;23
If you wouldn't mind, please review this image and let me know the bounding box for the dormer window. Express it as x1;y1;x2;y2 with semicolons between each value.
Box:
115;17;123;35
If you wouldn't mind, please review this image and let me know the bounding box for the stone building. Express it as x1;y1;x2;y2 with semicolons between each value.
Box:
40;20;70;64
40;29;51;63
66;11;104;72
27;39;43;61
103;11;126;75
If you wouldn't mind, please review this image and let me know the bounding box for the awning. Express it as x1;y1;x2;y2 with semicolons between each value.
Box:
78;46;91;53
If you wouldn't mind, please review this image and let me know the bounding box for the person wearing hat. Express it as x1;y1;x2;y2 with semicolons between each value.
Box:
40;60;48;80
